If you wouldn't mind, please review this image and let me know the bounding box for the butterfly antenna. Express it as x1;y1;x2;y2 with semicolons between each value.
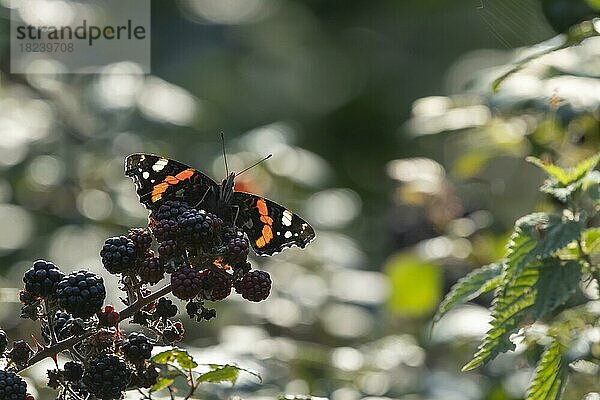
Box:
235;154;273;177
220;131;229;176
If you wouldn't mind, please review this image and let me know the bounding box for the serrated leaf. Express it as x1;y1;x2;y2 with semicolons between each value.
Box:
196;364;239;385
433;262;504;324
527;154;600;186
151;348;198;370
150;377;174;392
583;228;600;254
463;259;582;371
525;339;568;400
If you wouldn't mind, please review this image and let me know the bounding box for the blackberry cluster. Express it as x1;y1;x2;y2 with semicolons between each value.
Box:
121;332;153;364
127;228;152;254
82;354;131;400
23;260;64;298
177;209;221;244
0;370;27;400
236;270;272;302
56;270;106;318
171;265;202;300
138;253;164;284
154;200;190;221
101;236;137;274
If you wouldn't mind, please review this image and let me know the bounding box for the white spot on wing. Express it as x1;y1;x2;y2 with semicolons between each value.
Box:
282;210;293;226
152;158;169;172
284;231;292;238
142;171;150;179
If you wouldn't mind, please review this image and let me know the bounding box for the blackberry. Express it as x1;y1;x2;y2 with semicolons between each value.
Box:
177;209;221;244
56;270;106;318
133;364;159;388
63;361;84;382
155;298;177;319
127;228;152;254
100;236;137;274
199;269;232;301
42;312;73;342
138;255;164;284
225;237;249;263
8;341;32;368
0;370;27;400
157;240;177;260
83;354;131;400
121;332;153;363
236;270;272;302
154;200;190;221
23;260;64;298
0;330;7;354
171;265;202;300
152;218;178;242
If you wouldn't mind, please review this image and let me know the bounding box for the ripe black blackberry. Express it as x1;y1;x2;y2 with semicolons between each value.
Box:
63;361;84;382
100;236;137;274
0;370;27;400
155;298;177;319
152;218;178;242
225;237;249;263
171;265;203;300
157;239;177;260
83;354;131;400
177;209;221;244
236;270;272;302
7;341;31;369
154;200;190;221
0;330;7;354
23;260;64;298
199;269;232;301
121;332;153;363
56;270;106;318
138;254;164;284
127;228;152;254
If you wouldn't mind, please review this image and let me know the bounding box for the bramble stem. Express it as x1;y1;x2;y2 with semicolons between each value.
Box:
19;283;174;371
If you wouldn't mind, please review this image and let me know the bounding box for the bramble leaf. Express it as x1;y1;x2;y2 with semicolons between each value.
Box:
152;348;198;370
433;262;503;324
150;377;175;392
525;339;568;400
463;259;582;371
197;364;240;385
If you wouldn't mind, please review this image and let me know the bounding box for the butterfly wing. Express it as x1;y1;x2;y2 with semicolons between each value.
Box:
232;192;316;256
124;153;219;212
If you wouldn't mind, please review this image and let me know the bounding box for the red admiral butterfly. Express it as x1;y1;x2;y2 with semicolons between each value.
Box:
125;153;316;256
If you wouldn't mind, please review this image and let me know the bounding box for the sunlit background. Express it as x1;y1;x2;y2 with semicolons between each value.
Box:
0;0;599;399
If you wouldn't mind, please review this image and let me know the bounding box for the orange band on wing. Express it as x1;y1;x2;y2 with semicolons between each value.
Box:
151;168;196;203
255;198;274;248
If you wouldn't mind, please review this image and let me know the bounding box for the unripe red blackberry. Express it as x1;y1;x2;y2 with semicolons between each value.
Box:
226;237;249;263
236;270;272;302
121;332;153;363
177;209;221;244
127;228;152;254
155;298;177;319
97;305;120;327
0;370;27;400
100;236;137;274
138;255;164;285
23;260;64;298
171;265;202;300
83;354;131;400
154;200;190;221
152;218;178;242
63;361;84;382
0;330;6;354
199;269;232;301
56;270;106;318
163;321;185;344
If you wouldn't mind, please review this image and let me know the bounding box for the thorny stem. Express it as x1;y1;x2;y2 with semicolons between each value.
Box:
19;283;174;372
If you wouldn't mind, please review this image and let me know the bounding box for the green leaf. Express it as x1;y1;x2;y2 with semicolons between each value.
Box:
433;262;504;324
463;259;582;371
151;348;198;370
527;154;600;186
385;253;442;317
525;339;568;400
196;364;240;385
583;228;600;255
150;377;174;392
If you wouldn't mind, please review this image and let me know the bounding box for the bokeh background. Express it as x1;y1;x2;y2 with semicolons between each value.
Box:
0;0;599;399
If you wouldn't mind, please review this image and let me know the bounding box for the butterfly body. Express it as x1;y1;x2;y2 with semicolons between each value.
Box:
125;153;315;256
